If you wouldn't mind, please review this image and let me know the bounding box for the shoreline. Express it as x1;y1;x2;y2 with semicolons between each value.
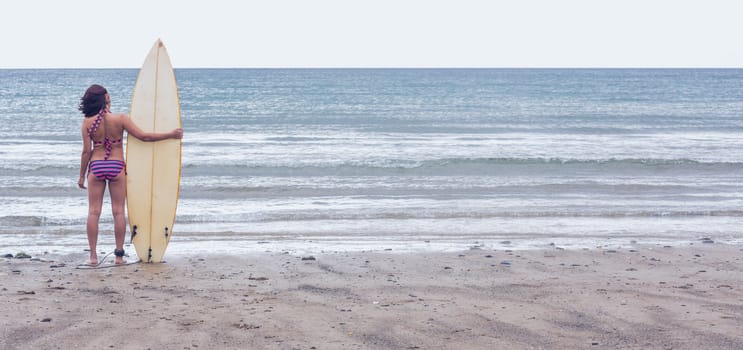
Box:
2;244;742;349
3;230;740;258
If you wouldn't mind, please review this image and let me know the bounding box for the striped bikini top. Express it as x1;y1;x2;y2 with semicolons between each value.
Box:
87;109;122;160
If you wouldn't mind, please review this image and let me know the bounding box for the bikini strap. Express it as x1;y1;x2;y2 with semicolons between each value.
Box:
87;108;116;160
87;109;104;140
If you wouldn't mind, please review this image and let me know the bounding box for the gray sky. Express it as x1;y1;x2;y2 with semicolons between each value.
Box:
2;0;742;68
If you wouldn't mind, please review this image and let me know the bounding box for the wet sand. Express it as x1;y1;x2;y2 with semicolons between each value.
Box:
2;244;742;349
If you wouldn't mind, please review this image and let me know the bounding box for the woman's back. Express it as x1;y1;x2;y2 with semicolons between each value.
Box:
84;112;126;161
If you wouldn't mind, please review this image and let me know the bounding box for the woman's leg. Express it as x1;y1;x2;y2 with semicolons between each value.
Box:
86;172;106;265
108;170;127;264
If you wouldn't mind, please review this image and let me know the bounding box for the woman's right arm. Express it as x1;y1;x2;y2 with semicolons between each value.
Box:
122;114;183;141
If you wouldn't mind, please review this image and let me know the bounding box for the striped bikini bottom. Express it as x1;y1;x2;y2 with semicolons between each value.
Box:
89;160;126;181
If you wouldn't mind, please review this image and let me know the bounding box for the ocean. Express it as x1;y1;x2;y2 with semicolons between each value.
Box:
1;68;742;255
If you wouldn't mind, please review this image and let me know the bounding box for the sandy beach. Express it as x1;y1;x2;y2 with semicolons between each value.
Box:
2;243;742;350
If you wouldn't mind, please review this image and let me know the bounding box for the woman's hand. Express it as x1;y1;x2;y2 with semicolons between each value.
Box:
78;176;87;189
172;128;183;139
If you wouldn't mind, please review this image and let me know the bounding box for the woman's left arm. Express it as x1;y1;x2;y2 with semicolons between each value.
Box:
78;123;92;189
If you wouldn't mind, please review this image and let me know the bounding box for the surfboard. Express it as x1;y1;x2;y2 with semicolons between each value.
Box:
126;39;182;263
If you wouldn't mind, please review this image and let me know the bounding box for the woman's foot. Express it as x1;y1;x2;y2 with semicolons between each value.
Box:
114;248;127;265
88;256;98;266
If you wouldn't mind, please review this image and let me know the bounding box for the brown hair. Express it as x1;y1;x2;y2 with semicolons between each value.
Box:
79;84;108;117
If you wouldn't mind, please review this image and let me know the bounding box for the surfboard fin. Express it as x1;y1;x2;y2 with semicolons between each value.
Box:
130;225;138;243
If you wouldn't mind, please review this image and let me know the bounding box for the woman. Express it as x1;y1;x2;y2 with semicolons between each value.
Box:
78;84;182;265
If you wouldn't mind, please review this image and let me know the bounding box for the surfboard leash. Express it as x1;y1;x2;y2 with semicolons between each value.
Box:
76;251;113;269
75;251;140;269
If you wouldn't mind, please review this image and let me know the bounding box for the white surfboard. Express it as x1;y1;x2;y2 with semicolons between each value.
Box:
126;39;182;263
